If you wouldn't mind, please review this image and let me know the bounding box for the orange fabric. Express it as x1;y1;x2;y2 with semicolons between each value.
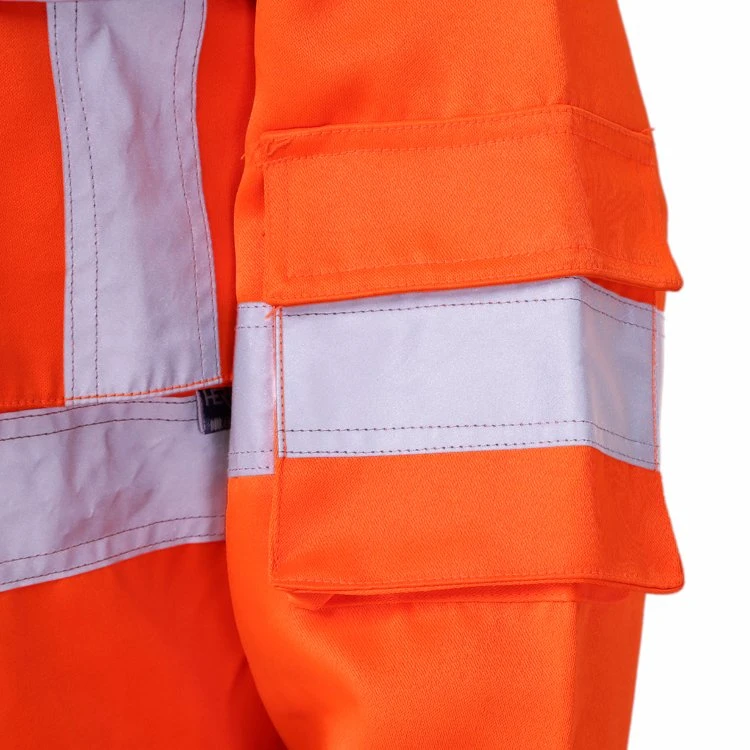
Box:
269;448;683;598
227;476;649;749
196;0;255;381
257;106;679;305
0;0;682;746
222;2;684;746
0;3;65;411
0;0;254;411
235;0;681;305
0;543;283;750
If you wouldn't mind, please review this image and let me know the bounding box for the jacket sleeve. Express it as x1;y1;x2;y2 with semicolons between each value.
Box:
235;0;681;304
227;1;683;746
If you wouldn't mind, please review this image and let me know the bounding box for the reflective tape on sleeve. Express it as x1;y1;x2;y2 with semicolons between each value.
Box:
230;277;663;474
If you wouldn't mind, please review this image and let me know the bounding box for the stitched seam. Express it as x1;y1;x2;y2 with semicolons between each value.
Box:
66;375;222;400
172;0;206;380
285;421;655;448
237;324;273;330
263;127;657;169
276;571;679;588
271;307;286;578
279;246;670;282
0;533;224;587
272;258;679;296
229;449;274;455
0;515;224;565
0;399;194;423
260;105;656;146
0;399;64;408
190;0;221;377
53;7;76;398
566;602;580;750
284;295;656;333
230;465;273;472
651;303;659;467
577;277;660;315
273;129;664;280
0;417;195;443
190;0;222;376
278;309;287;458
73;2;100;396
283;438;653;467
304;597;621;609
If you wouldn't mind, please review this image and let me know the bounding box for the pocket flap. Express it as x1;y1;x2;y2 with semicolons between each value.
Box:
271;451;683;596
259;106;682;305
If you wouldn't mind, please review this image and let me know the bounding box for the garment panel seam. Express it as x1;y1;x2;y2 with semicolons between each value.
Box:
0;514;224;565
0;533;224;587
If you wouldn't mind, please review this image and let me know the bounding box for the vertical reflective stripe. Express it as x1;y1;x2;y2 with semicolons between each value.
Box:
228;304;275;476
47;0;221;401
0;397;228;592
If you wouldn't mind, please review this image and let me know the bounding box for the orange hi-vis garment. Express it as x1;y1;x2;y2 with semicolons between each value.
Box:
0;1;683;748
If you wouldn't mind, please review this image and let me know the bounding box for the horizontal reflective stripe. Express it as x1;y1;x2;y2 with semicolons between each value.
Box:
47;0;221;401
230;278;663;475
278;278;663;469
0;397;227;592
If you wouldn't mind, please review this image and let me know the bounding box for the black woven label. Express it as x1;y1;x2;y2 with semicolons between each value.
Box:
196;387;232;434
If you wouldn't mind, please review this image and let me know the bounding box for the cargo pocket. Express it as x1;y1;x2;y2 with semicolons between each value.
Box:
233;106;684;607
262;277;683;607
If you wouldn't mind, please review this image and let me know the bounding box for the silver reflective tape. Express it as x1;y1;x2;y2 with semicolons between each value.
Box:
228;304;275;477
258;277;661;471
47;0;221;401
0;397;227;592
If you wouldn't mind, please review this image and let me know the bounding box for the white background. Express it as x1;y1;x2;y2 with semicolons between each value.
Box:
620;2;750;747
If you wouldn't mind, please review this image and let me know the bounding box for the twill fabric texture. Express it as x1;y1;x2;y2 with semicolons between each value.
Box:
0;1;683;748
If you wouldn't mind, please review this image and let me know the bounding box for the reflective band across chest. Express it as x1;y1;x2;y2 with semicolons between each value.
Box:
47;0;221;401
0;397;227;592
230;277;663;474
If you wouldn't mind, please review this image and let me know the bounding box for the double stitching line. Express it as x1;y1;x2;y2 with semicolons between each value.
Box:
274;289;657;469
52;6;77;398
285;420;656;448
0;533;224;588
190;0;221;376
73;1;101;396
0;398;192;423
284;438;653;468
0;417;195;443
172;0;207;381
285;294;657;333
0;515;224;566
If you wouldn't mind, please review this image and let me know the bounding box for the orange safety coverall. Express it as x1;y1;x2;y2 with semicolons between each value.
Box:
0;1;683;748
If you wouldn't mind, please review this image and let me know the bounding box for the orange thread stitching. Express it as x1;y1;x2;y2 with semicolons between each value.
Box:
1;533;224;587
0;515;224;565
263;127;657;168
66;376;222;401
260;105;656;147
268;256;679;298
272;570;680;588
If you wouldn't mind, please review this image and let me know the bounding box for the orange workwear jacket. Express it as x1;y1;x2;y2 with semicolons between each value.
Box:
0;1;682;748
